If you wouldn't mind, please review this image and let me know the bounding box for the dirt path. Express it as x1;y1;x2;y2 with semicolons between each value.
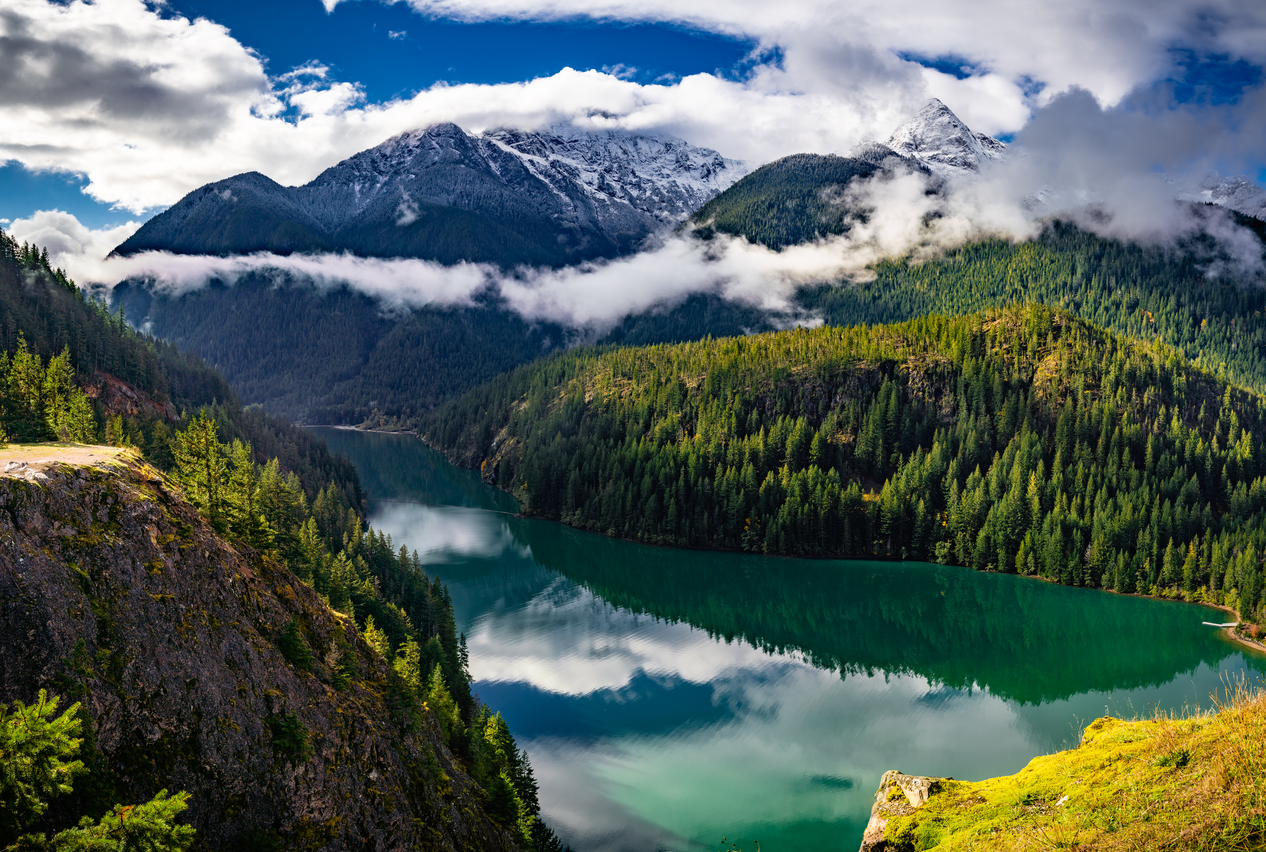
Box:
1;443;135;480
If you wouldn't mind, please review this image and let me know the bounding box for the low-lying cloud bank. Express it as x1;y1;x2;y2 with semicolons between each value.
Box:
10;86;1265;336
6;167;1027;333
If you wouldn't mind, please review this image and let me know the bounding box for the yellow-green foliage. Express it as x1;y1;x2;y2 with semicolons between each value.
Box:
883;681;1266;851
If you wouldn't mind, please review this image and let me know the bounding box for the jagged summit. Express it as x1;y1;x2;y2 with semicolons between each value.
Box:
1169;171;1266;221
884;98;1007;175
112;122;748;266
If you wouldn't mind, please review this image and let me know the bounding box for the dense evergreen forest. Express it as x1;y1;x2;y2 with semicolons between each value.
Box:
802;220;1266;397
1;231;363;501
690;150;1266;394
110;276;566;425
0;228;566;852
110;277;776;426
685;154;890;249
424;304;1266;622
113;216;1266;430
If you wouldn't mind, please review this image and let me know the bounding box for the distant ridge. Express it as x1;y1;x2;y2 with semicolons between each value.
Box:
111;123;747;267
684;99;1005;249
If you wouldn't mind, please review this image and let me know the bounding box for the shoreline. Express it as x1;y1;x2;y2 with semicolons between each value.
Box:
1206;602;1266;655
321;426;1266;653
302;424;418;435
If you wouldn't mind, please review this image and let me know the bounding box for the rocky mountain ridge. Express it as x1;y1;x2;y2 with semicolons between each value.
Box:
875;99;1266;222
111;122;747;267
879;97;1007;174
1170;170;1266;221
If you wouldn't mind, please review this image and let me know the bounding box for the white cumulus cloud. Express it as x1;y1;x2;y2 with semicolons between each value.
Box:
5;0;1265;221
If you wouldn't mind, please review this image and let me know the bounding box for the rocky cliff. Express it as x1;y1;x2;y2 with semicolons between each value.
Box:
0;448;519;852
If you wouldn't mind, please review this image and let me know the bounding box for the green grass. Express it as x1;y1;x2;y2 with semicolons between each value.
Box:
878;680;1266;851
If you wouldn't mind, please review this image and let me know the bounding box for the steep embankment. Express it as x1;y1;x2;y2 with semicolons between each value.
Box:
0;450;518;852
859;686;1266;851
422;304;1266;621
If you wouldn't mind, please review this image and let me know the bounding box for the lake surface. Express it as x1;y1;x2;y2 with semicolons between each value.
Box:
312;427;1265;852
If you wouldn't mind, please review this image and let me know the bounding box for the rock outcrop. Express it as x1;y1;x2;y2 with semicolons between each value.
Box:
0;451;518;851
859;770;952;851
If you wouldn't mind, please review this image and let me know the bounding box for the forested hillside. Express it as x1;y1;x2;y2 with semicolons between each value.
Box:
110;276;567;425
689;150;1266;396
424;304;1266;621
113;216;1266;429
803;220;1266;397
685;153;891;249
0;228;567;852
111;278;777;425
1;231;363;500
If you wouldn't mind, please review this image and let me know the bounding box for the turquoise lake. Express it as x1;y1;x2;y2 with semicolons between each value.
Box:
312;427;1266;852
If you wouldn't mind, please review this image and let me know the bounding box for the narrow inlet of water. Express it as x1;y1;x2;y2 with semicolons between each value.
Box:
312;427;1265;852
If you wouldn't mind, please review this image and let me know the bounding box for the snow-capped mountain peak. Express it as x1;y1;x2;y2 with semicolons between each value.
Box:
113;121;750;265
884;99;1006;175
481;124;748;222
1169;171;1266;221
302;121;748;231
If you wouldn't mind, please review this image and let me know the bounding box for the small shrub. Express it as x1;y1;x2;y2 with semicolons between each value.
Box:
277;618;312;671
265;712;312;763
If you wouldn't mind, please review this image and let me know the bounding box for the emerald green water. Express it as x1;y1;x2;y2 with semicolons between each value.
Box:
313;427;1265;852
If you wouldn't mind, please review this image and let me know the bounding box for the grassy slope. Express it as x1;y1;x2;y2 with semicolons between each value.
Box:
877;683;1266;851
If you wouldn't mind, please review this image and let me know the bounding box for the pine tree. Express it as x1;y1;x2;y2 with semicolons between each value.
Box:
393;637;425;700
171;413;227;532
425;664;462;747
362;616;392;659
0;690;194;850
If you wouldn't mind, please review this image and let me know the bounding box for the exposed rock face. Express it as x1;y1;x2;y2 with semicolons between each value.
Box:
859;770;951;851
0;454;518;852
109;122;747;266
1170;170;1266;221
82;371;178;421
883;99;1007;175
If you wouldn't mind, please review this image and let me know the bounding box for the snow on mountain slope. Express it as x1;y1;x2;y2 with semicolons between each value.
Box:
486;125;746;223
883;99;1007;175
297;122;747;243
881;99;1265;222
1170;172;1266;221
112;123;748;264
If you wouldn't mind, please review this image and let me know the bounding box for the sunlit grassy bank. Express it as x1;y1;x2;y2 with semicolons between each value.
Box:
874;681;1266;851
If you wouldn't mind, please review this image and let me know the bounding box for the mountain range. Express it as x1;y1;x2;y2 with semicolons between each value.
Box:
107;100;1266;429
684;99;1009;248
112;123;747;267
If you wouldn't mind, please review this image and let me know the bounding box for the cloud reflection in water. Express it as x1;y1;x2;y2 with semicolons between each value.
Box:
373;502;529;562
364;475;1263;852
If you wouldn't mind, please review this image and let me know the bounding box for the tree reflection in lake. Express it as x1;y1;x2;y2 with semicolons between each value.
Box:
314;428;1265;852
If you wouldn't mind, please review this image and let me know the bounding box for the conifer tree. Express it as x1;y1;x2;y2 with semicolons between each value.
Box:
171;413;227;532
0;690;194;851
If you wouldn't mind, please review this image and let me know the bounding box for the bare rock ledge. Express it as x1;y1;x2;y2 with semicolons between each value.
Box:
859;770;952;851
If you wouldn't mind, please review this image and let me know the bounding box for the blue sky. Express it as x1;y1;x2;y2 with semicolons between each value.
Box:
3;0;1265;239
3;0;755;229
167;0;756;98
